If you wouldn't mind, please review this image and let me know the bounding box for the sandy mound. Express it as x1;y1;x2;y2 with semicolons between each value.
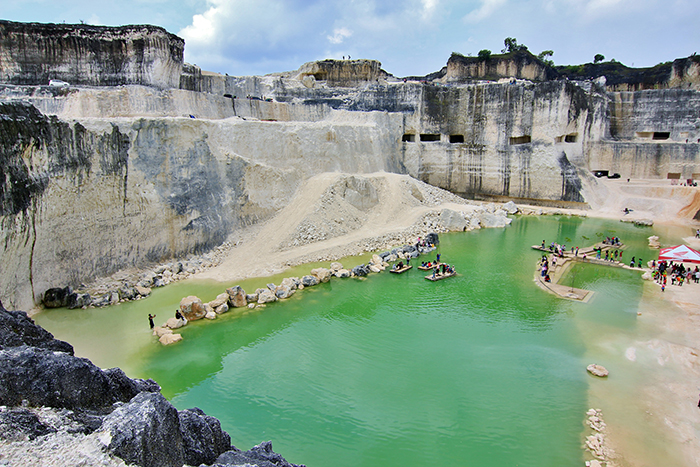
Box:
197;172;478;282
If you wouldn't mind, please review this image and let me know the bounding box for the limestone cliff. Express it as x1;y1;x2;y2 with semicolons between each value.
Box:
295;59;386;87
443;50;557;82
0;20;184;89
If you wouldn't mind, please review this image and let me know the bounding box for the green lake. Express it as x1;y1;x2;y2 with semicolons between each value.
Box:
35;216;690;467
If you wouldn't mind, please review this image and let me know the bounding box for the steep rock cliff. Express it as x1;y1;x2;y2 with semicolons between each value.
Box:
0;20;183;89
0;100;404;310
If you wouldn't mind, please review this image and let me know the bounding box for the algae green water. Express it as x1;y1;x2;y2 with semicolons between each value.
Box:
35;216;688;467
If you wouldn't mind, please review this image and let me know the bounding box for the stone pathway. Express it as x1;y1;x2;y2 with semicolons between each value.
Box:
532;242;650;302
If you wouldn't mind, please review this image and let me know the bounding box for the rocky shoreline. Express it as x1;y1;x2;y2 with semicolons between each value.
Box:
0;300;304;467
37;199;538;314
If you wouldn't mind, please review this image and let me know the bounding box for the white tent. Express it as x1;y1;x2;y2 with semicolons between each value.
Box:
658;245;700;264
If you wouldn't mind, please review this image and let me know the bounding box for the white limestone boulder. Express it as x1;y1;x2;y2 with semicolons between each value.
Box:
586;364;609;377
159;333;183;345
208;293;229;308
258;289;278;304
440;208;467;231
311;268;332;283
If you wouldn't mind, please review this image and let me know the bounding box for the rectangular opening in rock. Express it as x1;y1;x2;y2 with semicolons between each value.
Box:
564;134;578;143
653;132;670;140
509;135;531;145
402;134;416;142
420;134;441;142
449;135;464;143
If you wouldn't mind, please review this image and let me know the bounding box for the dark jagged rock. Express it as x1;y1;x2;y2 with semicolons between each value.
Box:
351;264;370;276
42;286;73;308
100;392;185;467
179;407;231;466
66;291;92;309
103;367;160;403
215;441;305;467
425;232;439;246
0;346;122;410
0;407;56;441
0;301;73;354
301;275;320;287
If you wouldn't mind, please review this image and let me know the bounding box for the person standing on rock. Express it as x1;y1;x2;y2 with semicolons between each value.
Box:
148;313;156;329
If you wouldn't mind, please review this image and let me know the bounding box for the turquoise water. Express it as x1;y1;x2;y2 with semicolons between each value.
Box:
35;216;687;467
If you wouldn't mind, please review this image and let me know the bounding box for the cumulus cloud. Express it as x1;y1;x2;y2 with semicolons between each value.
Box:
463;0;506;23
328;27;352;44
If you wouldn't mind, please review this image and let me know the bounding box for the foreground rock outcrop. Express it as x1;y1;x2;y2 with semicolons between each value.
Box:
0;300;304;467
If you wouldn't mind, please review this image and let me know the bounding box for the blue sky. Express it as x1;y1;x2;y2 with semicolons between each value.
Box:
2;0;698;77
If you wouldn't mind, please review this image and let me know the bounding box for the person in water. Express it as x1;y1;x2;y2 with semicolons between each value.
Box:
148;313;156;329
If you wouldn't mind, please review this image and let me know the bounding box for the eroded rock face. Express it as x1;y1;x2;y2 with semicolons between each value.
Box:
296;59;384;87
445;50;555;82
0;20;184;89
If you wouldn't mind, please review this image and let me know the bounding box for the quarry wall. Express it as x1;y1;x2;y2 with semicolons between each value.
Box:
0;100;402;310
0;20;183;89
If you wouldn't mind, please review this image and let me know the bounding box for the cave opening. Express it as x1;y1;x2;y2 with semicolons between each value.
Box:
420;134;441;142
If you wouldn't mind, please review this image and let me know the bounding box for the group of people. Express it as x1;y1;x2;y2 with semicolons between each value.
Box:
594;247;624;263
539;255;552;282
602;236;622;246
543;240;571;257
652;260;700;291
432;262;455;278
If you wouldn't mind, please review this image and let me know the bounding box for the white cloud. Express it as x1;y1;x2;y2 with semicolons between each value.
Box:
328;27;353;44
87;14;102;25
463;0;506;23
421;0;439;16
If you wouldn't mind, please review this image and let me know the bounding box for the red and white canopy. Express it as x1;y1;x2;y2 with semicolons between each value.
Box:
658;245;700;264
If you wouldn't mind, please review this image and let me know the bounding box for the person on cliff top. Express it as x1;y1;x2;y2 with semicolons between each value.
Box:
148;313;156;329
